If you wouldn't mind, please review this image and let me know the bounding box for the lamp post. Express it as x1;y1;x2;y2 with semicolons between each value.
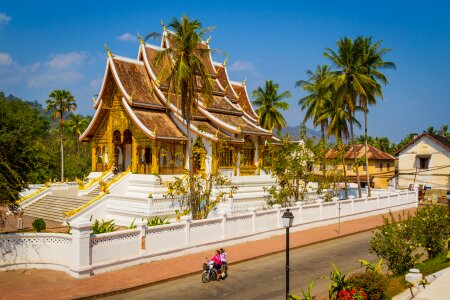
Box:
282;208;294;300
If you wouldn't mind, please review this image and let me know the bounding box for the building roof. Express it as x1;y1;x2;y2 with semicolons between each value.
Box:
394;132;450;156
326;144;396;160
81;26;277;144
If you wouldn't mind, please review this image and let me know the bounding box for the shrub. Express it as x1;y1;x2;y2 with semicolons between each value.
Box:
347;271;387;300
323;264;351;300
146;216;170;227
409;204;450;258
336;288;367;300
32;218;46;232
91;218;115;234
370;211;421;275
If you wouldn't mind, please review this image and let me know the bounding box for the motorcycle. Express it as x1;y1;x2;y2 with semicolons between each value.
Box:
202;260;218;283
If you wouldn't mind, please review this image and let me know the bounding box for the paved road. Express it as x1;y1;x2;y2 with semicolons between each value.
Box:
106;231;376;300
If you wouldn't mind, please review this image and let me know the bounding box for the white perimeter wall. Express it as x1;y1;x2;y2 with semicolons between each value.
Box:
0;190;418;277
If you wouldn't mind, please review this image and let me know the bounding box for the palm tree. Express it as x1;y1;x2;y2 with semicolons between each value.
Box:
147;16;214;220
46;89;77;181
425;126;437;135
358;37;395;196
324;37;379;198
67;114;88;153
296;65;332;141
438;124;449;137
317;96;361;199
252;80;291;132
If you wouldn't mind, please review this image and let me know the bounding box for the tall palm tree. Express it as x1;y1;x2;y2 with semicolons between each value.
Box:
358;36;395;196
252;80;291;132
147;16;214;220
324;37;379;198
296;65;332;141
317;96;361;199
67;114;88;153
46;89;77;182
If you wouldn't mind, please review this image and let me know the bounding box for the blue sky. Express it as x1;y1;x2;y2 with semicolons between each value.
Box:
0;1;449;142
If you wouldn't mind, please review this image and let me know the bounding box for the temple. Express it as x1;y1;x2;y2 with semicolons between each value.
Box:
80;28;278;177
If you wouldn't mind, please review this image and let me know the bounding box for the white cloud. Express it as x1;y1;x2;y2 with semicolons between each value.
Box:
228;60;262;83
47;52;86;69
0;12;11;28
0;52;12;65
89;78;103;91
117;33;138;43
229;61;256;72
28;71;83;88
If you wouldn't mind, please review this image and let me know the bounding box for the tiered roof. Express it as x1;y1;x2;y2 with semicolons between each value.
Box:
80;28;275;144
326;144;396;161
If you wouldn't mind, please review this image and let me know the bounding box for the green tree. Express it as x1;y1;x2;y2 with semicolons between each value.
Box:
325;37;380;198
358;37;395;196
425;126;437;135
67;114;88;153
147;16;214;220
438;124;449;137
264;137;314;205
45;89;77;181
296;65;332;141
252;80;291;132
0;96;50;212
317;95;361;199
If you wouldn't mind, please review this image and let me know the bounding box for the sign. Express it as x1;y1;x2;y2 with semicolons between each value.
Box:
424;186;431;190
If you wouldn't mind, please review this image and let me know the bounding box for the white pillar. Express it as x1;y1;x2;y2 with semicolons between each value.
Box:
250;207;257;233
236;150;241;176
146;193;153;216
220;212;227;238
204;140;213;176
70;219;92;277
181;215;191;246
254;138;259;175
295;201;302;224
273;204;282;227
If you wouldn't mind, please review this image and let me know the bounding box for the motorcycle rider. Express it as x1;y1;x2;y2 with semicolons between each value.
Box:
210;249;222;280
220;248;228;278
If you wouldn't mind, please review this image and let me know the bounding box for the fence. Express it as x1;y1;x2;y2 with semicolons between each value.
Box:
0;190;417;277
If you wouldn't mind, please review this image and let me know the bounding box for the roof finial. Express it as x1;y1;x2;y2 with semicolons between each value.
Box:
137;33;144;45
104;43;112;58
92;96;97;103
152;126;157;136
205;35;211;45
242;78;247;87
222;55;228;67
161;19;167;32
214;128;219;138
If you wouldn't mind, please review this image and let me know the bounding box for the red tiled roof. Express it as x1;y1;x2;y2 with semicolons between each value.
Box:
394;132;450;155
231;83;259;120
326;144;396;160
132;109;186;140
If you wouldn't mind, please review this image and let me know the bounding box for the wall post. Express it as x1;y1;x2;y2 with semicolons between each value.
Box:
70;219;92;277
273;204;282;227
181;215;192;246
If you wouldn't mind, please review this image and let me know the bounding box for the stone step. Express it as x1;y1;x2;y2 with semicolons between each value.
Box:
29;198;88;206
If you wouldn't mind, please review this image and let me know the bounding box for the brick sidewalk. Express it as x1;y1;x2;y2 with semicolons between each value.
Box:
0;208;416;300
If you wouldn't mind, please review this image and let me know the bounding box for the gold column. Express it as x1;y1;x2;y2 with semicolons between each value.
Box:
131;136;138;173
211;142;218;174
91;144;97;172
151;142;160;174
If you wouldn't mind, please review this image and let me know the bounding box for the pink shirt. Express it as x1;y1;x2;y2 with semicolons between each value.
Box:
211;254;221;266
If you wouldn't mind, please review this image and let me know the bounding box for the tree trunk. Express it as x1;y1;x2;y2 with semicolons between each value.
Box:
60;114;64;182
364;109;371;197
186;110;197;219
340;141;348;199
349;115;362;198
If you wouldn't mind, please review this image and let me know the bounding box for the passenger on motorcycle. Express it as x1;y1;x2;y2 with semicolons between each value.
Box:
220;248;228;278
210;249;222;280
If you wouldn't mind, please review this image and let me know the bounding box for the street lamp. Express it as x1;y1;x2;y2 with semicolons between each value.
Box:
282;209;294;300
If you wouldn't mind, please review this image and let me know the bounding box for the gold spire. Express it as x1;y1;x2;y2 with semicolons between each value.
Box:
104;43;113;58
205;35;211;45
161;19;167;32
222;56;228;67
214;128;219;138
224;85;228;92
237;125;241;131
92;96;96;103
152;126;157;136
241;104;246;111
242;78;247;87
137;33;144;45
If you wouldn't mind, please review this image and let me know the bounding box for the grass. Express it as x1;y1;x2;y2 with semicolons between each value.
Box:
383;252;450;299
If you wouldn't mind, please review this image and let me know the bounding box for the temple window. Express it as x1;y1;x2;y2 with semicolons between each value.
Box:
113;130;121;143
123;129;132;144
242;139;255;166
144;147;152;164
174;144;185;168
219;146;233;167
96;146;102;162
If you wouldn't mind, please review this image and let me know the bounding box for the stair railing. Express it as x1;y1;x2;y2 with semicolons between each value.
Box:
77;170;113;196
65;167;132;219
